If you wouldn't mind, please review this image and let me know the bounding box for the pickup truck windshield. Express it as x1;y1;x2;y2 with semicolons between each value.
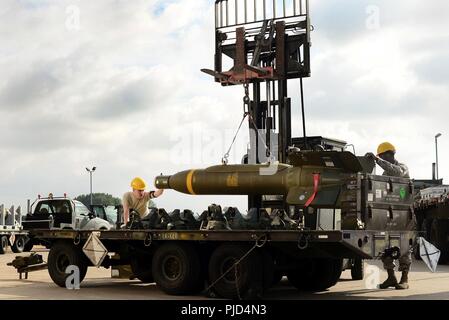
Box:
35;200;72;215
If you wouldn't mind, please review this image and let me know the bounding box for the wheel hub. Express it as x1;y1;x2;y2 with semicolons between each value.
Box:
162;255;182;281
56;254;70;274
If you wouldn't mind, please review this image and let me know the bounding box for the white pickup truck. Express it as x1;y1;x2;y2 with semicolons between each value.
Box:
22;195;113;251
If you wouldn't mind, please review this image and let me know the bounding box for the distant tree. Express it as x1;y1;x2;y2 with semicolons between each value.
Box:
75;193;121;207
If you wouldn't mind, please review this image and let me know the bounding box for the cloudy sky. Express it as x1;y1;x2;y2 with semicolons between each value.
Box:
0;0;448;213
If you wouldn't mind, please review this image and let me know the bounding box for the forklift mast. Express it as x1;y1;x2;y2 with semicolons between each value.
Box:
203;0;312;209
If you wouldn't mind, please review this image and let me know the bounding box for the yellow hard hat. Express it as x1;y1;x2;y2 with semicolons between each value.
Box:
377;142;396;155
131;177;147;191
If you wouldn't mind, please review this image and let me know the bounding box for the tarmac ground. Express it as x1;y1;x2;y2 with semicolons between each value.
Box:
0;247;447;300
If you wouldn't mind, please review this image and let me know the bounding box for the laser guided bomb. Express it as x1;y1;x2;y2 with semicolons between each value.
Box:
155;151;374;208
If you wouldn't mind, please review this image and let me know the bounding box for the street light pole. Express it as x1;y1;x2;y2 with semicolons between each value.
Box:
86;167;97;205
435;133;442;181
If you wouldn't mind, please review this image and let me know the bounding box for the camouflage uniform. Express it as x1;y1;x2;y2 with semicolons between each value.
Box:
376;157;412;287
376;158;410;179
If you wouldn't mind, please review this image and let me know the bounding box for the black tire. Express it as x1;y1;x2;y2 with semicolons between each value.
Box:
287;258;342;292
423;218;432;240
332;259;343;283
130;255;154;283
260;250;275;291
351;258;364;280
152;243;203;295
415;219;432;260
23;237;34;252
208;244;262;300
0;236;8;254
430;219;449;264
272;271;284;286
48;241;88;288
11;236;26;253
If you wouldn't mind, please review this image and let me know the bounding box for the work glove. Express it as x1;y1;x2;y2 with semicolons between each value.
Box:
365;152;377;161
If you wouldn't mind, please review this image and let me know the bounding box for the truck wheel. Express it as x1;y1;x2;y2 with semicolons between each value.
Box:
48;241;88;287
287;258;342;292
130;255;154;283
208;244;262;299
272;271;284;286
152;243;203;295
350;258;364;280
23;238;34;252
0;236;8;254
430;219;449;264
11;236;26;253
260;250;275;291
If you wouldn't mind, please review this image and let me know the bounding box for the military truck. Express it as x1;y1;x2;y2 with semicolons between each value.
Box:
28;151;416;299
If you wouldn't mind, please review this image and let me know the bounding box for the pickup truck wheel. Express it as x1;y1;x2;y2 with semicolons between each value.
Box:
287;258;342;292
0;236;8;254
23;238;34;252
152;243;203;295
430;219;449;264
130;255;154;283
208;244;262;299
48;241;88;287
11;236;25;253
351;258;364;280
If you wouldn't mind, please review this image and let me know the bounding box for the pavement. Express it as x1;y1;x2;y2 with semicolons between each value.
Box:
0;247;448;300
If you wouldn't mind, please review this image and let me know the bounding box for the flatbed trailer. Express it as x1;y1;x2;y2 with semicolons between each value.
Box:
29;227;415;299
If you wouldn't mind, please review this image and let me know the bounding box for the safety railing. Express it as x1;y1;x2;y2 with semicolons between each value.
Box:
215;0;309;29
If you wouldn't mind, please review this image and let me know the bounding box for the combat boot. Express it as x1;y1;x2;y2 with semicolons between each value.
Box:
395;271;409;290
378;269;398;289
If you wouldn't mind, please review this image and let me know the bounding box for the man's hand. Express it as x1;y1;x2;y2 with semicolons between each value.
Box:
154;189;164;197
365;152;378;161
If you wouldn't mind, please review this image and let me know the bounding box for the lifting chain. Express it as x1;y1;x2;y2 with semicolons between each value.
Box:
73;232;81;246
222;82;250;165
221;82;274;165
243;82;250;114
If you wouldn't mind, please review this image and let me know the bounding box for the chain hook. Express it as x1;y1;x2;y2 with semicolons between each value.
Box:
73;232;81;246
144;233;153;247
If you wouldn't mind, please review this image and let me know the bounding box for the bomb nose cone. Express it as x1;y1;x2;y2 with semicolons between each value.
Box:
155;170;193;194
155;175;171;189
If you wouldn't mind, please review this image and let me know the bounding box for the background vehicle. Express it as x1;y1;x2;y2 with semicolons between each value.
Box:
23;195;112;231
0;204;28;254
89;204;119;229
414;184;449;263
23;195;112;251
